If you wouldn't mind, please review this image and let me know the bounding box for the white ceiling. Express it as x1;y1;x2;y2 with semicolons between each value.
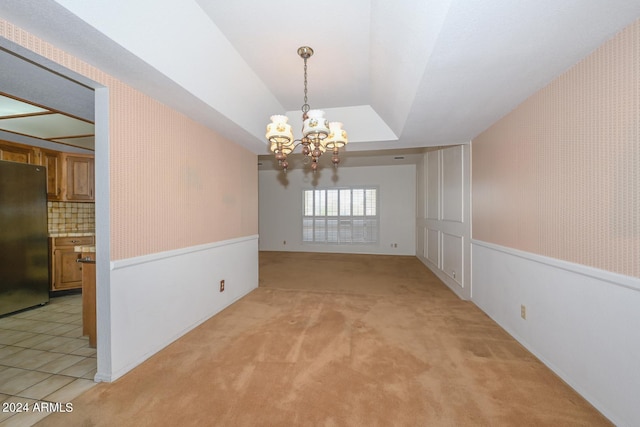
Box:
0;93;94;150
0;43;95;151
0;0;639;165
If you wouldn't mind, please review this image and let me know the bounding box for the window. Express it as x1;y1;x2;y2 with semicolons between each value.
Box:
303;187;378;244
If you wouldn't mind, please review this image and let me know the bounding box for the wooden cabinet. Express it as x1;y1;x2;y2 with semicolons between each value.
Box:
0;141;39;164
63;154;94;201
40;149;62;200
50;235;95;291
80;251;97;348
0;140;94;202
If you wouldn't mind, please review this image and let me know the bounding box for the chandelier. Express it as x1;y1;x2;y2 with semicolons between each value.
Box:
266;46;348;172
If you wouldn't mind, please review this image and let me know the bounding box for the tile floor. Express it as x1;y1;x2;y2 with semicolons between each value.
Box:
0;294;97;426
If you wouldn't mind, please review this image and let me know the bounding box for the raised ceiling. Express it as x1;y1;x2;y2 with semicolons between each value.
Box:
0;1;639;160
0;93;94;150
0;44;95;151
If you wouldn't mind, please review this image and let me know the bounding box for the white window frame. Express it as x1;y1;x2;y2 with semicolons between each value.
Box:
302;187;378;244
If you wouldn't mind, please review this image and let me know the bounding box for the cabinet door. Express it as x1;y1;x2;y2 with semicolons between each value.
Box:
52;248;83;290
0;141;38;164
65;155;95;201
41;149;62;200
80;252;97;347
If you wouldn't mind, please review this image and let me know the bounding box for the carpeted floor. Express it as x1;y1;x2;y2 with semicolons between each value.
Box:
37;252;611;426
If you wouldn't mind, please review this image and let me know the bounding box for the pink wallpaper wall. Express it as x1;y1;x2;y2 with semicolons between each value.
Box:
109;86;258;259
473;19;639;278
1;19;258;260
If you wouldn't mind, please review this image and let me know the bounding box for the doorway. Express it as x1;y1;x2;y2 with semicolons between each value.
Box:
0;36;110;382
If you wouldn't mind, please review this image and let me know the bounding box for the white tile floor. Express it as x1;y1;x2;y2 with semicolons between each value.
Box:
0;294;97;426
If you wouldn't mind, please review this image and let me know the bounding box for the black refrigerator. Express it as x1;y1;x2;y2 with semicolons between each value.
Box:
0;160;49;316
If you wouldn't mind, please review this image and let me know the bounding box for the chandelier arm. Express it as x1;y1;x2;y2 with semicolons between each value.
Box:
289;139;305;151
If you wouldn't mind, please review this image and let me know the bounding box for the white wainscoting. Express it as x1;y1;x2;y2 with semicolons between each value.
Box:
441;232;463;287
96;235;258;382
416;145;470;300
472;240;640;427
426;227;440;266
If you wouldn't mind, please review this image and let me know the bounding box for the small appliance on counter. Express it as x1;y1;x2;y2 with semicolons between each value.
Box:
0;160;49;316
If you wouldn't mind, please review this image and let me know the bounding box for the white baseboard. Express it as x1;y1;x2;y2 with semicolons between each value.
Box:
417;254;468;300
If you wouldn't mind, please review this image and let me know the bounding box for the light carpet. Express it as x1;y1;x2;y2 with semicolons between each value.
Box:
37;252;610;426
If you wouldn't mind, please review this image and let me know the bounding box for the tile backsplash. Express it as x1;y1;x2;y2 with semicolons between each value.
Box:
48;201;95;233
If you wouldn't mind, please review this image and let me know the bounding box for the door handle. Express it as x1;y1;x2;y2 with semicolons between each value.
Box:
76;256;96;264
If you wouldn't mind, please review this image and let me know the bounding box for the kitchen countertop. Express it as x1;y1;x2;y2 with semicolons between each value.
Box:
49;231;95;238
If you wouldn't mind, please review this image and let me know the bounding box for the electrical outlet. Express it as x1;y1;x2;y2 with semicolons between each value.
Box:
220;280;225;292
520;304;526;320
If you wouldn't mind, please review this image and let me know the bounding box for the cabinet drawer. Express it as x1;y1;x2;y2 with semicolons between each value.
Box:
53;236;94;247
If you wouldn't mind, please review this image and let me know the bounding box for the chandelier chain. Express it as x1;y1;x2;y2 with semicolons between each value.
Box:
302;57;310;113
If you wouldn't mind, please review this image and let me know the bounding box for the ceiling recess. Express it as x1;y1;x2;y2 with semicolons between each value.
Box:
0;93;94;150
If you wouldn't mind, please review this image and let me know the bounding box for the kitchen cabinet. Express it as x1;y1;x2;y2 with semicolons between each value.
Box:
50;235;95;291
63;154;94;202
79;251;97;348
40;149;62;200
0;140;39;164
0;140;95;202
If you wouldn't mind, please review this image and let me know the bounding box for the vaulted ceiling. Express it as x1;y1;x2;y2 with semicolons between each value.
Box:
1;1;639;161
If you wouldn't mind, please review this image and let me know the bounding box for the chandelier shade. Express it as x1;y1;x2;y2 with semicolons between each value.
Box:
266;115;294;147
266;46;348;172
325;122;348;149
302;109;330;142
